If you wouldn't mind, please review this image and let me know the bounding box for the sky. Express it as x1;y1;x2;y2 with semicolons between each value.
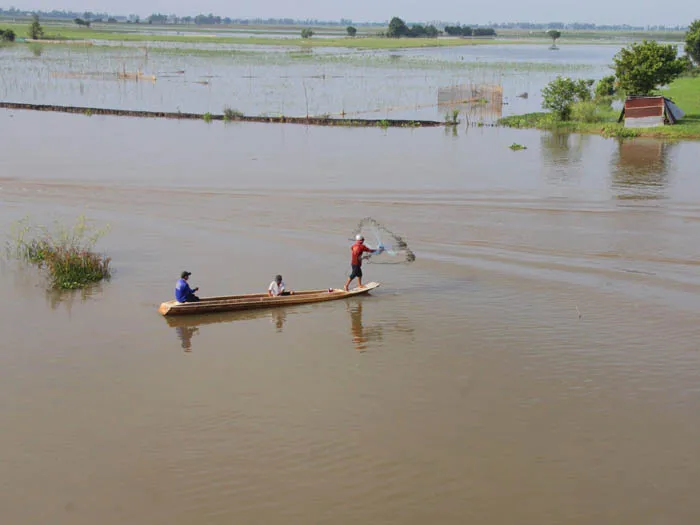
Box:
5;0;697;26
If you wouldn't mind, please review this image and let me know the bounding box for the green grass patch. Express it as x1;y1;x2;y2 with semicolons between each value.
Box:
7;215;111;289
501;76;700;140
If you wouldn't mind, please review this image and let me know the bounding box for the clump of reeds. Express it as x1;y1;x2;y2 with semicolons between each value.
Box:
7;216;111;289
444;109;460;125
223;106;244;121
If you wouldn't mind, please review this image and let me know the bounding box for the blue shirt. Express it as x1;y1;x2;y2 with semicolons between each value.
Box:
175;278;194;302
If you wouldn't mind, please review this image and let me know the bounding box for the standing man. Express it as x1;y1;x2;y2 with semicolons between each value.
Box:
175;271;200;303
344;234;383;291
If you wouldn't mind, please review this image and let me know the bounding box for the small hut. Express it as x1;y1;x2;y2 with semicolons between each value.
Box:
618;96;685;128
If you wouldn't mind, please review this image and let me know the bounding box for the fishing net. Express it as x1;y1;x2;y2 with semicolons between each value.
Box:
350;217;416;264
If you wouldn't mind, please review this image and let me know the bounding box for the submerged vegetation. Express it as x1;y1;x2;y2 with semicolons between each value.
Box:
7;216;111;289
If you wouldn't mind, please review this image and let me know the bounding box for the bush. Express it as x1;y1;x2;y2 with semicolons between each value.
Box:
301;28;314;39
595;75;617;99
0;29;16;42
223;106;243;120
8;216;111;289
541;76;594;120
571;101;604;123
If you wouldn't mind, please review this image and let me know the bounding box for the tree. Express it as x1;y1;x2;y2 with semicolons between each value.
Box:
613;40;690;95
425;25;439;38
408;24;427;37
541;76;594;120
74;18;91;27
28;14;44;40
301;28;314;39
387;17;409;38
546;29;561;46
346;25;357;37
685;19;700;65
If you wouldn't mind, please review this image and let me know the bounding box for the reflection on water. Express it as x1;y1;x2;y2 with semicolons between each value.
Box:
270;308;286;332
166;300;400;352
611;138;671;200
166;307;292;352
45;284;104;311
348;301;383;352
175;325;199;352
541;131;585;168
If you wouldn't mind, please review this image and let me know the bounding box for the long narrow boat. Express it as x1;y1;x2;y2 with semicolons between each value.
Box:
158;282;380;317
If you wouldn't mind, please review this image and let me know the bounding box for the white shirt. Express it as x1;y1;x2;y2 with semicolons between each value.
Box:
268;280;285;296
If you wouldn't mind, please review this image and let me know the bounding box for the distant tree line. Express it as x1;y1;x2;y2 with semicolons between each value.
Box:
0;8;690;32
386;17;439;38
488;21;688;31
0;7;112;21
386;18;495;38
444;25;497;37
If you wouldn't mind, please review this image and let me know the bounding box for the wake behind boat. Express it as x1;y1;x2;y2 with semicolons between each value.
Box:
158;282;380;317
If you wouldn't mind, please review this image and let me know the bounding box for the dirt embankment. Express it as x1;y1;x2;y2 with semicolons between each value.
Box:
0;102;445;128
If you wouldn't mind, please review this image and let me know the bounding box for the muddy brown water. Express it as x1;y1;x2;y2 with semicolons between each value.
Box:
1;111;700;524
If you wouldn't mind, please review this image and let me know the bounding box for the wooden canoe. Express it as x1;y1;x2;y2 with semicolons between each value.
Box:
158;282;380;317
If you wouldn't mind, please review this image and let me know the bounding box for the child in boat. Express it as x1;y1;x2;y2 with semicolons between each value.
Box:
268;275;294;297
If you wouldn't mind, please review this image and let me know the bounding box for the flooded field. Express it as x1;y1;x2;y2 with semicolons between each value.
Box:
1;110;700;524
0;42;613;120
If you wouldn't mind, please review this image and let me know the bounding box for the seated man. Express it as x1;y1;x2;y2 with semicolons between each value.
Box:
268;275;293;297
175;271;200;303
